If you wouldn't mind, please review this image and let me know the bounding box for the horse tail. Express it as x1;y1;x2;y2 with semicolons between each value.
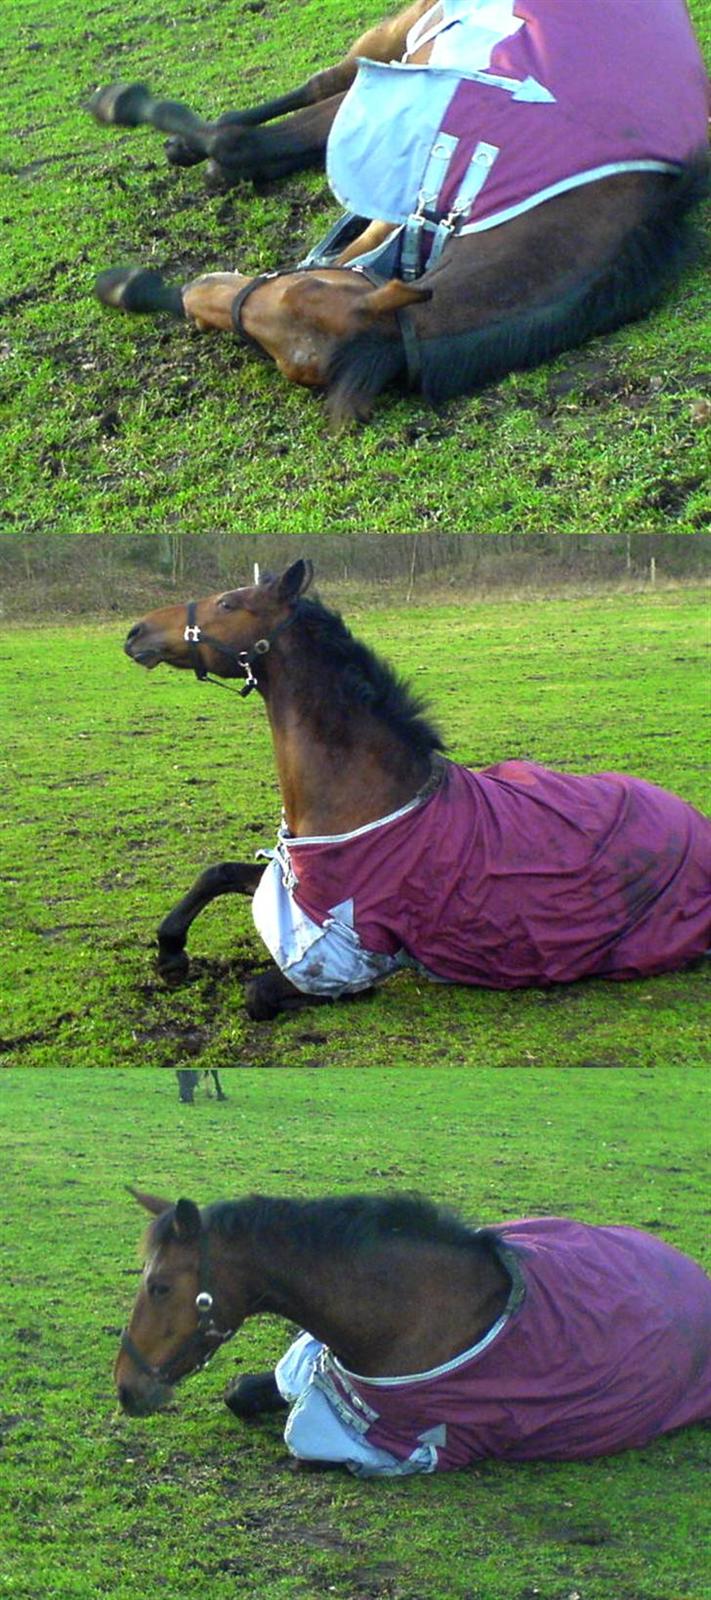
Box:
325;155;709;417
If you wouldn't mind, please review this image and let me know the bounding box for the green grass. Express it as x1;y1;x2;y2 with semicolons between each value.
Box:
1;1067;709;1600
2;585;709;1067
0;0;709;535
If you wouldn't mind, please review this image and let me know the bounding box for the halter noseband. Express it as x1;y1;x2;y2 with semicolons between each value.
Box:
119;1226;233;1388
182;599;298;696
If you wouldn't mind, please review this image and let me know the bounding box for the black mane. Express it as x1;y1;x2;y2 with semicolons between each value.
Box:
149;1192;498;1260
288;594;444;758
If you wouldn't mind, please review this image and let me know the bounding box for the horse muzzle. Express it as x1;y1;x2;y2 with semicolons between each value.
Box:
124;622;165;668
117;1375;174;1416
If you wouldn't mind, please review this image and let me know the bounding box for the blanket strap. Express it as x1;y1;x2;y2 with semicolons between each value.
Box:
428;141;500;267
402;132;459;280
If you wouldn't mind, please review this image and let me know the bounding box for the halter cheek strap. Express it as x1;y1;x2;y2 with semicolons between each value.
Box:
119;1228;233;1387
183;599;286;697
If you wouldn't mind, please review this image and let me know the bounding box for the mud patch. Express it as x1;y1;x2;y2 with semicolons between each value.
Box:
0;1012;78;1055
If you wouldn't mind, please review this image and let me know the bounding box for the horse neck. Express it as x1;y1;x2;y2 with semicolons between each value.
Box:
216;1206;510;1376
262;647;432;837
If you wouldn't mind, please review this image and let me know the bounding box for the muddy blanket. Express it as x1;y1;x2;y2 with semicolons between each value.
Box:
252;758;711;995
276;1218;711;1473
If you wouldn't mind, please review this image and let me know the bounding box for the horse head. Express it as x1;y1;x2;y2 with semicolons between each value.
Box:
123;558;313;682
226;269;431;401
114;1188;239;1416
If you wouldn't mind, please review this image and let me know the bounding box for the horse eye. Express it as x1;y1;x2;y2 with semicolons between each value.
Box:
148;1281;170;1299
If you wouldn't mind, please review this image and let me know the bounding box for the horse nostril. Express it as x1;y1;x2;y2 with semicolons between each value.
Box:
118;1384;134;1410
125;623;142;642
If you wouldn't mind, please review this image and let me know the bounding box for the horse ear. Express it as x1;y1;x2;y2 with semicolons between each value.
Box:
358;280;433;319
173;1198;202;1241
127;1185;174;1216
276;559;314;603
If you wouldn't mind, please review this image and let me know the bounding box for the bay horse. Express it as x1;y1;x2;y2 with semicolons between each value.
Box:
88;0;709;419
123;559;711;1021
115;1187;711;1474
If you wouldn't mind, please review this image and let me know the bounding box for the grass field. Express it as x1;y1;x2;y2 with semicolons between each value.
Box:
1;0;709;536
2;582;709;1068
2;1068;710;1600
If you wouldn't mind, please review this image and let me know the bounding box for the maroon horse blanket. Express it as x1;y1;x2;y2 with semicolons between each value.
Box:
327;0;709;245
310;1217;711;1470
253;759;711;995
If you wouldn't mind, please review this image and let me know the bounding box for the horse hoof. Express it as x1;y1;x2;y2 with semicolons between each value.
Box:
157;951;191;986
86;82;153;127
204;158;234;193
244;975;283;1020
164;135;204;168
95;266;185;318
224;1373;287;1419
245;972;277;1024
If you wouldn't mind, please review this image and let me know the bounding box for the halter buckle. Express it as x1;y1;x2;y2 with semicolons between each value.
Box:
184;623;201;644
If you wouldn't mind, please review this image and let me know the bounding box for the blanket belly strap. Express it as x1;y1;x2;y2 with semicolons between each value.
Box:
401;131;458;279
427;139;500;268
402;134;501;278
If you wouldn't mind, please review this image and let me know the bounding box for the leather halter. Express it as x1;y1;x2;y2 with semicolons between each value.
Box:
182;598;298;696
119;1226;233;1387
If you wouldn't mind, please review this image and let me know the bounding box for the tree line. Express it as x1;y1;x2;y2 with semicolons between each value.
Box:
0;532;708;612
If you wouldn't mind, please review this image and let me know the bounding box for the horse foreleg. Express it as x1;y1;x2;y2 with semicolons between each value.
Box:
224;1371;288;1418
87;83;216;158
89;78;345;181
244;967;337;1021
157;861;264;983
89;0;429;174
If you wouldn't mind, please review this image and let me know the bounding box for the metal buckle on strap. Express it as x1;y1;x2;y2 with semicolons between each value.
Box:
402;133;459;281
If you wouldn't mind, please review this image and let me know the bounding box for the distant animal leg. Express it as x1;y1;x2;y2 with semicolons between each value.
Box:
157;861;264;983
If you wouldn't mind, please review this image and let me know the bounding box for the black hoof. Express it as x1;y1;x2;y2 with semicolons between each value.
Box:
95;266;185;318
244;973;285;1021
87;82;153;127
204;158;234;193
164;135;205;168
157;949;191;986
225;1373;287;1419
